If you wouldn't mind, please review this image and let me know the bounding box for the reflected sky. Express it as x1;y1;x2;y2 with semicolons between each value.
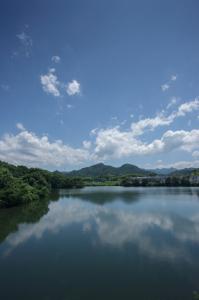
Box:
1;187;199;300
1;187;199;263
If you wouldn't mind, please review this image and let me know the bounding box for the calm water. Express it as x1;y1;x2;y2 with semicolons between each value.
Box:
1;187;199;300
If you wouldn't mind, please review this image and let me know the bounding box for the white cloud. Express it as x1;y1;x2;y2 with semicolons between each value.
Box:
171;74;177;81
83;140;92;149
0;127;90;169
16;31;32;57
66;80;80;96
130;98;199;137
192;151;199;158
93;126;199;160
40;68;60;97
66;104;74;109
170;160;199;169
161;74;177;92
40;69;81;99
166;97;177;109
176;99;199;116
51;56;61;63
16;123;25;131
152;159;199;170
90;128;98;136
131;114;174;136
2;98;199;169
161;84;170;92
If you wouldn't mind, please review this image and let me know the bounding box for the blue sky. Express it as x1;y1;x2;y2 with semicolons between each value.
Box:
1;0;199;171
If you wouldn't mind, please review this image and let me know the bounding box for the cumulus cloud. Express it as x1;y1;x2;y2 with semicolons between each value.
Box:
93;98;199;160
83;140;92;149
51;56;61;63
66;80;80;96
1;98;199;168
0;126;90;169
176;99;199;117
40;68;60;97
131;114;174;136
40;70;81;98
93;126;199;160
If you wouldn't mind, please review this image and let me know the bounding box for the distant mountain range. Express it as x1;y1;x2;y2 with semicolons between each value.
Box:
66;163;152;177
168;168;196;176
148;168;177;175
66;163;198;178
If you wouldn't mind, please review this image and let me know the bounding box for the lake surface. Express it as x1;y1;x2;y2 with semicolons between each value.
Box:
1;187;199;300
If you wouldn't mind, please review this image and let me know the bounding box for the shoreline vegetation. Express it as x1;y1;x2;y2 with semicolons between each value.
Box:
0;161;83;208
0;160;199;208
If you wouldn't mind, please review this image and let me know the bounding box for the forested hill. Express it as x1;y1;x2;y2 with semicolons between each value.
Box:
66;163;154;177
0;161;83;208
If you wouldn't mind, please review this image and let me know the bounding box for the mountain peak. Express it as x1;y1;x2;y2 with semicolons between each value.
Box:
68;163;150;177
92;163;105;167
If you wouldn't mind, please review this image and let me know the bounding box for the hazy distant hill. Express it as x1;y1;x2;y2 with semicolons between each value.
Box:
170;168;197;176
66;163;153;177
148;168;177;175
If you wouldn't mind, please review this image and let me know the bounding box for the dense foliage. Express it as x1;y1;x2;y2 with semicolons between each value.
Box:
0;161;83;208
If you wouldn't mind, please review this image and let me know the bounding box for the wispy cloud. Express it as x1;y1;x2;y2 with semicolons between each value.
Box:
51;55;61;63
161;83;170;92
66;104;74;109
16;123;25;131
0;83;10;91
166;97;178;109
130;98;199;136
192;151;199;158
161;74;177;92
16;29;33;57
171;74;177;81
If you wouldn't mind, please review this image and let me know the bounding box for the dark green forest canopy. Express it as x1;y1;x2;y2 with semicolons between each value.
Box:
0;161;83;208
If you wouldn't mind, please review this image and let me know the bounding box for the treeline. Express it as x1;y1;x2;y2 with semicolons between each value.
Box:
0;161;83;208
120;175;198;187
